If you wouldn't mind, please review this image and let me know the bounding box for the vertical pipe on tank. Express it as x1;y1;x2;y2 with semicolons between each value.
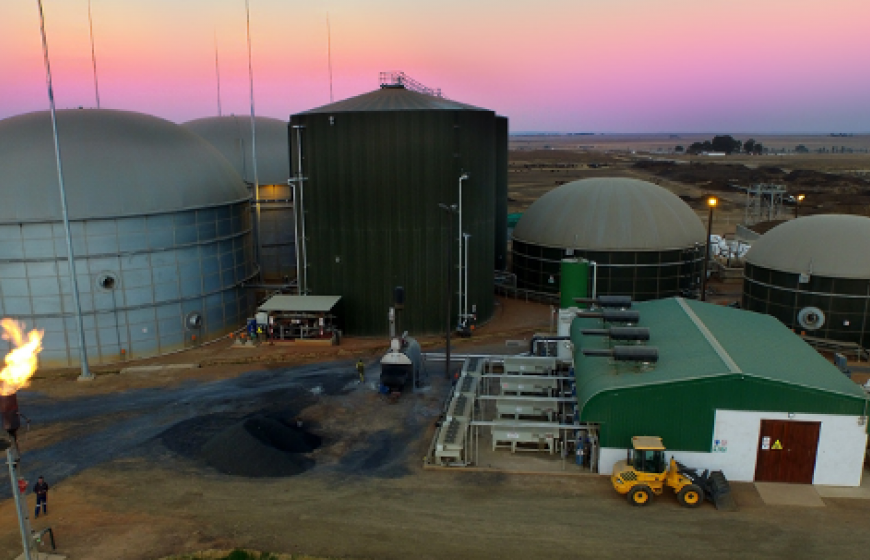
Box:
560;259;589;309
294;125;308;294
463;233;470;320
457;173;468;325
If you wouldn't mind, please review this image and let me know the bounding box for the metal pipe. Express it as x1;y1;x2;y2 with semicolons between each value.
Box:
290;182;301;293
245;0;262;271
37;0;92;380
294;126;308;293
463;233;470;322
7;449;32;560
590;260;598;300
87;0;100;109
457;173;468;326
702;203;715;302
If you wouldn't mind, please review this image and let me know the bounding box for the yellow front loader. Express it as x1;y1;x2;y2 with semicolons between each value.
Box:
611;436;705;507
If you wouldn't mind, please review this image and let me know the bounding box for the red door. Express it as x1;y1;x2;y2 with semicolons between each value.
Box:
754;419;821;484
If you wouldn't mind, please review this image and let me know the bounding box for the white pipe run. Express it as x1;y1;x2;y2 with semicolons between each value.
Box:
457;173;468;324
463;233;470;321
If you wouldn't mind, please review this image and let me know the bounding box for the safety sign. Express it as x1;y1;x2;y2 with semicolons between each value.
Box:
761;436;770;450
772;439;783;450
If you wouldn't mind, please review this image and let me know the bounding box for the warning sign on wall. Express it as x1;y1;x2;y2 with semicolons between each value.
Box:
761;436;770;450
772;440;783;450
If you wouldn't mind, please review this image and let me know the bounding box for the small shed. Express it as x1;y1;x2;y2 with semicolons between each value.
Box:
572;298;869;486
257;295;342;343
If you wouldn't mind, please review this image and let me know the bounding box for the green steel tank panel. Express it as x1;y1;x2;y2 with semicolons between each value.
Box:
290;88;506;335
559;259;589;309
495;117;508;271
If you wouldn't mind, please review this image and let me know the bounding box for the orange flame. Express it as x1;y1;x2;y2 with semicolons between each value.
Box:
1;319;44;396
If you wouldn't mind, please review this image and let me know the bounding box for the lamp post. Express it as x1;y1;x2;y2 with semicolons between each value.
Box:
701;196;718;302
794;194;805;218
439;203;458;379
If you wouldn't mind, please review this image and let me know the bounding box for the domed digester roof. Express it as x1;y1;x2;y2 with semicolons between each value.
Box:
512;178;706;250
745;214;870;279
0;109;249;222
183;115;291;185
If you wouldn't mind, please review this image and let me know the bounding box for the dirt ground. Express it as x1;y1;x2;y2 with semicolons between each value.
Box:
2;296;870;560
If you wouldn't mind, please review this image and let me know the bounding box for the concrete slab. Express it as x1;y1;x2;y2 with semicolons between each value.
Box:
754;483;825;507
815;485;870;499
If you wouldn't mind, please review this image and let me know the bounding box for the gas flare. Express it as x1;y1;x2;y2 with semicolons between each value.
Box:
1;319;43;396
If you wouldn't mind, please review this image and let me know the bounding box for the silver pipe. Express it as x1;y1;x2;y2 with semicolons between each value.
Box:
245;0;262;270
295;127;309;293
590;260;598;300
463;233;470;321
291;182;301;293
37;0;92;380
7;449;32;560
457;173;468;325
87;0;100;109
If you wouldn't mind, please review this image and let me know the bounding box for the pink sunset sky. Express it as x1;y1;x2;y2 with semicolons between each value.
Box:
2;0;869;132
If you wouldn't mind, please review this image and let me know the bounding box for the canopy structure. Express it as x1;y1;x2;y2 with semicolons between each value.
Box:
258;295;341;313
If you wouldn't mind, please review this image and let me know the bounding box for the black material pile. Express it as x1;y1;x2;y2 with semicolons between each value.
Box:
199;415;321;477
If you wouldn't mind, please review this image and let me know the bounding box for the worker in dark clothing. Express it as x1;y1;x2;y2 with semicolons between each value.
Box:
356;359;365;383
33;476;48;518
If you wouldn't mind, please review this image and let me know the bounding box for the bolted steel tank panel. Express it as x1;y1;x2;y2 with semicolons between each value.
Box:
290;88;504;335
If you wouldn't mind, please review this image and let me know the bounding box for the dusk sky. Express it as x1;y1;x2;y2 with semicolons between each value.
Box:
2;0;869;132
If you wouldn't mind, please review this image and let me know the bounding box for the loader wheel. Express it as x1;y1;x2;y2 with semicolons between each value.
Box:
678;484;704;508
627;485;653;506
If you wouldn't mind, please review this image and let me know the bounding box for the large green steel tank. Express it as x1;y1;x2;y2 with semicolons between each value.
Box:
289;84;508;335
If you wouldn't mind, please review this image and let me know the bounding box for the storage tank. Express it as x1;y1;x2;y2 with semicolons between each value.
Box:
0;109;257;367
289;82;507;335
512;178;705;300
183;115;294;282
743;214;870;345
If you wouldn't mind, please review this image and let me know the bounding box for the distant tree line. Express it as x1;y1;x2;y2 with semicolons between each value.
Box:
680;135;764;155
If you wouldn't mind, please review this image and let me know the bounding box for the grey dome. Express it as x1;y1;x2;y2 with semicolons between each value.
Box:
746;214;870;279
512;178;706;251
183;115;290;185
0;109;249;223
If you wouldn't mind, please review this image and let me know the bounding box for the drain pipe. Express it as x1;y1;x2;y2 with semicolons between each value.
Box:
290;181;301;294
293;125;308;294
590;261;598;300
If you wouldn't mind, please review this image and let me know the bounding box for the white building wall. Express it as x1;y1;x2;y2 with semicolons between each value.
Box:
599;409;868;487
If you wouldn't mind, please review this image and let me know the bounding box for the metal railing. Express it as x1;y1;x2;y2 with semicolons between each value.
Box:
379;71;442;97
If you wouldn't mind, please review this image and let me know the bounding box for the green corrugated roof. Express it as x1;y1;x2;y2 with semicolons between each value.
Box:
572;298;867;411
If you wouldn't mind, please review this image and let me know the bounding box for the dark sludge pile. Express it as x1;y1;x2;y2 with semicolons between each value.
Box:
198;414;322;477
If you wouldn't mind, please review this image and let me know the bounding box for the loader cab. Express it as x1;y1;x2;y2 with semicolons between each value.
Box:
629;436;666;474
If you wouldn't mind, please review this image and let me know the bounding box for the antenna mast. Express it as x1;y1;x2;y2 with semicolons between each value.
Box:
245;0;262;269
214;30;222;116
327;13;334;103
88;0;100;108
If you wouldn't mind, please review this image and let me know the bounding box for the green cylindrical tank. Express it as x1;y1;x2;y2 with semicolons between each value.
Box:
560;258;589;309
289;84;508;335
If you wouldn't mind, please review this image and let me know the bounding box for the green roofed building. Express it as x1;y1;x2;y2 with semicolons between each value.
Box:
572;298;868;486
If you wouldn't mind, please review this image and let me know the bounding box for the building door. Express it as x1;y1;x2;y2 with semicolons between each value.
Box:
754;419;821;484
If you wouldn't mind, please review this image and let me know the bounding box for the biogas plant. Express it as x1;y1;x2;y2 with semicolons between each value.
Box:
2;72;870;521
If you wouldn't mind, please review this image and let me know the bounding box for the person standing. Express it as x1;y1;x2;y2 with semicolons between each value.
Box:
356;359;365;383
33;476;48;518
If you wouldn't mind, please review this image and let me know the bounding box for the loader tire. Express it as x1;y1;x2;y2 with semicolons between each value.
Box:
678;484;704;508
627;485;653;506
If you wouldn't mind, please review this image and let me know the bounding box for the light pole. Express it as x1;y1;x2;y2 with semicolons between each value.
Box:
701;196;718;302
439;203;458;379
457;172;469;327
37;0;92;380
794;194;805;218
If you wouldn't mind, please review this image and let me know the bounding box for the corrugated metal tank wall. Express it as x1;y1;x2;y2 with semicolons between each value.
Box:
494;117;508;271
289;105;499;335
